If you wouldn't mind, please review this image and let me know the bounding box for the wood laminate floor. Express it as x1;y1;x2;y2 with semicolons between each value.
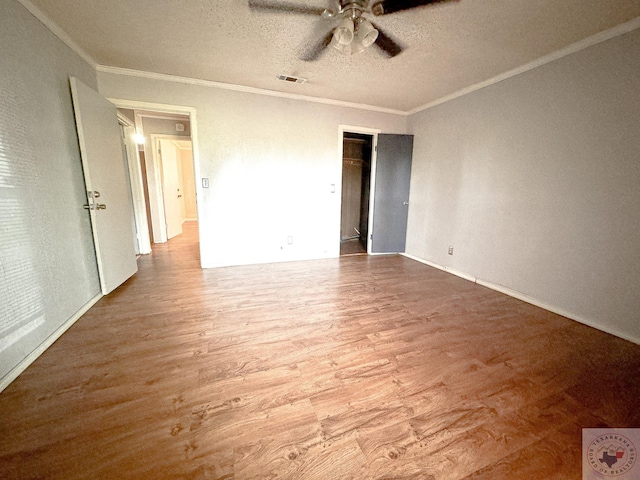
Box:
340;239;367;256
1;222;639;479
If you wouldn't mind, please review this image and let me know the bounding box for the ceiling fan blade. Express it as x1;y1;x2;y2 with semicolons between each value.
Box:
371;24;403;58
301;30;334;61
371;0;459;16
248;0;327;16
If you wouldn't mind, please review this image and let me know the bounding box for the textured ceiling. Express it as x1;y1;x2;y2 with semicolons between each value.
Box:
27;0;640;112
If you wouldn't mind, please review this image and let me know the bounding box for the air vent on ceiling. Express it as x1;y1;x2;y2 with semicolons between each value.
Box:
277;74;307;84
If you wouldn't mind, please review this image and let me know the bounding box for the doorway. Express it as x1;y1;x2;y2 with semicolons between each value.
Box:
115;105;201;264
154;136;196;241
340;132;374;256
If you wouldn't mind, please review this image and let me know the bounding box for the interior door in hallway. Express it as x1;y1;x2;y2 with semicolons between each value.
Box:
159;139;184;240
70;77;138;294
371;134;414;254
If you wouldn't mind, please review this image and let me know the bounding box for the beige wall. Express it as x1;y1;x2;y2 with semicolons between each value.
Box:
406;28;640;343
1;0;100;384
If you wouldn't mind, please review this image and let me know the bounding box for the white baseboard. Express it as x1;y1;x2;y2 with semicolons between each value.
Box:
0;293;103;394
401;253;640;346
402;253;473;281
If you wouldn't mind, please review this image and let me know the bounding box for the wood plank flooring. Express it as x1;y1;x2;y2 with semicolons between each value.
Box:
1;221;639;479
340;239;367;256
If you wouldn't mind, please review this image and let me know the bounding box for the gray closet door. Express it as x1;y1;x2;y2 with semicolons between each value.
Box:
371;134;414;253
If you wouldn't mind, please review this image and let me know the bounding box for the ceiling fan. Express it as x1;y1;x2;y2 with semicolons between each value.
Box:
248;0;460;61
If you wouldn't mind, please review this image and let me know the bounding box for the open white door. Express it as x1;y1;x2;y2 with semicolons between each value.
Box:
159;139;184;240
70;77;138;295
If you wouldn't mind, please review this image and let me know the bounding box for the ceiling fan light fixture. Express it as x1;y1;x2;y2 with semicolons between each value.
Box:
349;37;366;55
356;18;378;48
330;35;351;55
331;16;379;56
250;0;461;61
333;17;355;46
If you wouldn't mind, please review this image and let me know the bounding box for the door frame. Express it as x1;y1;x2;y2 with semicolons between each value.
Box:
107;99;204;266
338;125;380;255
117;112;152;254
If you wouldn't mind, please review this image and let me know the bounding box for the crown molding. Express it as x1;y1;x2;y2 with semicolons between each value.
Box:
408;16;640;116
96;65;408;116
97;12;640;119
18;0;639;119
17;0;97;68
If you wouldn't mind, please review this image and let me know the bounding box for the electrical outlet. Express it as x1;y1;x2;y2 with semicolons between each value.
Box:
287;235;293;245
448;245;454;255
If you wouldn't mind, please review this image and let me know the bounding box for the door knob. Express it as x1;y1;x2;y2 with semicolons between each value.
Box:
96;204;107;210
403;201;409;205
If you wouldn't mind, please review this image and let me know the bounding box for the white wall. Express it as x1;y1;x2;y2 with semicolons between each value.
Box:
406;28;640;343
0;0;100;385
97;72;408;267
